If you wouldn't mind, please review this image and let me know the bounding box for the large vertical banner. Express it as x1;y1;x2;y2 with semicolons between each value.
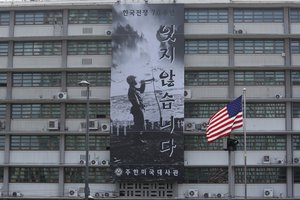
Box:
110;3;184;182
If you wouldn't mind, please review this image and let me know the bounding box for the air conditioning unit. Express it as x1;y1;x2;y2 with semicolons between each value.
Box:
184;89;192;99
100;160;110;166
47;120;59;130
57;92;67;99
12;192;23;197
185;122;195;131
89;120;99;130
203;192;213;198
79;159;86;165
263;189;274;198
277;159;285;164
81;120;99;130
263;155;270;164
100;122;110;132
234;29;245;34
200;122;208;131
216;193;224;198
294;157;299;163
90;159;98;165
275;94;282;99
68;189;78;197
105;29;112;36
0;120;5;130
186;189;198;198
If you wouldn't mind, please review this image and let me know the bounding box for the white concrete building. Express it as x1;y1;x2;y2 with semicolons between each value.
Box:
0;0;300;199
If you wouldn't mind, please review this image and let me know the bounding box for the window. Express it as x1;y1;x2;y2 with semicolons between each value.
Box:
64;167;112;183
184;8;228;23
184;135;223;150
66;103;110;118
295;167;300;183
14;41;62;56
15;10;63;25
0;12;9;25
0;135;5;150
12;104;60;119
235;135;286;150
185;167;228;183
234;71;285;86
67;72;110;86
10;135;60;150
185;71;228;86
185;103;226;118
67;40;112;55
292;135;300;150
234;8;283;22
293;103;300;118
185;40;228;54
10;167;59;183
0;168;3;182
68;9;112;24
0;42;8;56
65;135;110;151
0;73;7;87
292;71;300;85
291;40;300;54
247;103;286;118
235;167;286;183
13;72;61;87
0;104;6;119
290;9;300;23
234;40;284;54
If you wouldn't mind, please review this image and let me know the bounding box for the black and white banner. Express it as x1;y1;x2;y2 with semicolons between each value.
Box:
110;3;184;182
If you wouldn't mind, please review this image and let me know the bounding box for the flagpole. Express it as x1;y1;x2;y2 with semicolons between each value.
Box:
243;88;247;200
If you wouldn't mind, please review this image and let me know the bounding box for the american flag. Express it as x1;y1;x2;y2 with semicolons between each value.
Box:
206;96;243;143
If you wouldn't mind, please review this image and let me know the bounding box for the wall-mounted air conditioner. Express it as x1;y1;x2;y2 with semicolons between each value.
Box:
263;155;270;164
100;122;110;132
68;189;78;197
0;120;5;130
277;159;285;164
12;192;23;197
47;119;59;130
79;159;86;165
184;89;192;99
294;157;299;163
263;189;274;198
186;189;198;198
234;29;245;34
185;122;195;131
90;159;98;165
57;92;67;99
275;94;282;99
81;120;99;130
216;193;224;198
100;160;110;166
105;29;112;36
203;192;212;198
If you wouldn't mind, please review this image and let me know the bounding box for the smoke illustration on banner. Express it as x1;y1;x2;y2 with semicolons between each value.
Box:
110;4;184;182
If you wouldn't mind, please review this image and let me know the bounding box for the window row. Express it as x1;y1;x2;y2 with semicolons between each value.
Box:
3;166;300;183
8;72;111;87
5;40;300;56
1;71;300;87
185;135;288;151
185;102;286;118
1;134;300;151
3;8;300;25
7;103;109;119
1;103;300;119
185;71;287;86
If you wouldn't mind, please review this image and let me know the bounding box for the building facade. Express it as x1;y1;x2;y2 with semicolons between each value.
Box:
0;0;300;199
